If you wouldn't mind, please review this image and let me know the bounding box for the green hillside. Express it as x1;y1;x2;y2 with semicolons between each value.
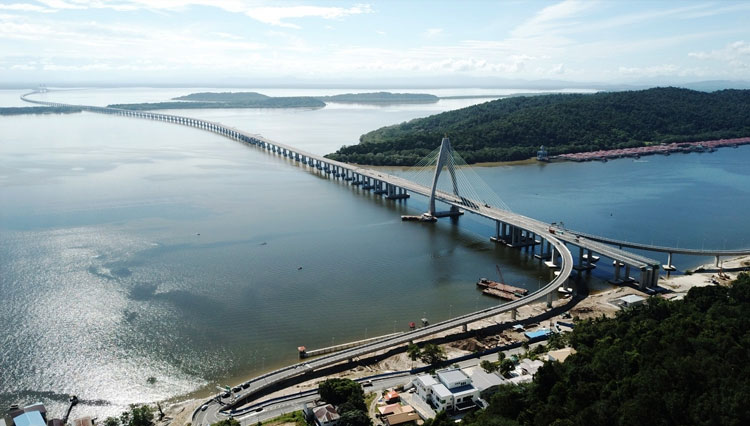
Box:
428;273;750;426
326;87;750;165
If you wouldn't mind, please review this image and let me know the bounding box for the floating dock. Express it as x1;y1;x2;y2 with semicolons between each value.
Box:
482;287;521;300
476;278;528;295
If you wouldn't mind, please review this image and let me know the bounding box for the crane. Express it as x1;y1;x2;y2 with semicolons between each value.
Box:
495;264;505;284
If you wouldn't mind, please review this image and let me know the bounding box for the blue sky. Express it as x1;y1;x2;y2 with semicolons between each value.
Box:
1;0;748;86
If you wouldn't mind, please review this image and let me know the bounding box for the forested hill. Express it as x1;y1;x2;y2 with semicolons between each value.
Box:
325;87;750;165
426;273;750;426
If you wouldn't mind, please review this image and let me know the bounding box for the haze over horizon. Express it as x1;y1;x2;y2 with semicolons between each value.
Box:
1;0;749;88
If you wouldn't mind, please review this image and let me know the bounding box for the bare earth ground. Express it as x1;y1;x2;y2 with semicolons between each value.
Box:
161;255;750;425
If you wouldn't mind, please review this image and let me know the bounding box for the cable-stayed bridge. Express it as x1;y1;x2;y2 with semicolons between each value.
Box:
21;91;750;418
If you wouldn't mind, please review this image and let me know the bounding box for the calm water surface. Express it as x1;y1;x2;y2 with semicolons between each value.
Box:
1;88;748;418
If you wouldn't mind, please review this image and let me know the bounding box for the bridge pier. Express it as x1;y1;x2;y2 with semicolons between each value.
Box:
386;185;409;199
535;240;552;260
624;265;632;283
639;268;651;290
544;246;558;269
374;180;387;194
610;261;624;284
715;255;720;267
362;177;374;189
663;252;676;271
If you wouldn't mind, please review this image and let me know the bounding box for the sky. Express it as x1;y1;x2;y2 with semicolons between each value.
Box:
0;0;749;86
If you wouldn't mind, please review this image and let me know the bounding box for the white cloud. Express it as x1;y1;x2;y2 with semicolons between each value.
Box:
423;28;443;38
618;64;680;76
243;4;372;29
0;3;55;13
511;0;594;39
28;1;374;29
689;40;750;61
689;41;750;71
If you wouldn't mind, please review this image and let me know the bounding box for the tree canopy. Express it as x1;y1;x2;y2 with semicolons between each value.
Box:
318;378;372;426
326;87;750;165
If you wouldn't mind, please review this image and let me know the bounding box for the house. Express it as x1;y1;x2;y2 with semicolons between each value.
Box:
384;411;420;426
385;390;400;404
3;404;60;426
303;404;340;426
619;294;646;308
463;366;506;398
546;347;576;363
377;403;414;417
412;368;480;413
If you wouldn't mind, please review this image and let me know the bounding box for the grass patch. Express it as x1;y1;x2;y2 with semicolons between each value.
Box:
259;410;305;426
364;392;378;409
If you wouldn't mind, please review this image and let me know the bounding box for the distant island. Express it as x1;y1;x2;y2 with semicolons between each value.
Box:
0;106;82;115
318;92;438;104
325;87;750;165
109;92;325;110
106;91;439;110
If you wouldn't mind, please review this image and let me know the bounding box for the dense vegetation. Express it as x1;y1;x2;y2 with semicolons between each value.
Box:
427;273;750;426
109;91;438;110
102;405;153;426
326;87;750;165
318;378;372;426
108;95;325;110
0;106;82;115
318;92;438;103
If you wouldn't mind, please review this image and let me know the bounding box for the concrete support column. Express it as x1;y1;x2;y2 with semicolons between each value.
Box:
578;246;584;268
545;246;557;268
664;252;675;271
511;308;517;320
639;268;648;289
495;221;501;239
547;292;553;308
715;255;720;267
614;262;621;281
625;265;631;282
586;249;593;267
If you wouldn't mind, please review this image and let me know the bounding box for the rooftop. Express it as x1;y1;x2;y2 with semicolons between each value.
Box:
312;404;339;423
621;294;646;304
13;412;45;426
415;374;438;387
432;383;452;399
437;369;469;386
464;366;505;391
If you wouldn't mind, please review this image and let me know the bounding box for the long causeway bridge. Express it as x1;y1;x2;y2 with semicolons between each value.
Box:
21;91;750;421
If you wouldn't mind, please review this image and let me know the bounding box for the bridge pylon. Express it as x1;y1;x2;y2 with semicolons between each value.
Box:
426;136;463;219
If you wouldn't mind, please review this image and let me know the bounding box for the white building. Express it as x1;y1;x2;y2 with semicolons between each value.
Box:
412;368;480;412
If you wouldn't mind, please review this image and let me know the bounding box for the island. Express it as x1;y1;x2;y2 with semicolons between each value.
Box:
318;91;438;104
0;106;83;115
106;91;439;110
108;92;325;110
325;87;750;165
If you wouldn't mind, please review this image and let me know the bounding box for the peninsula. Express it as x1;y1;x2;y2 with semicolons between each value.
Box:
106;91;438;110
325;87;750;165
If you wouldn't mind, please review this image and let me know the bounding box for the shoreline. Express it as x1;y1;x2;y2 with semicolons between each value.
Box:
160;254;750;424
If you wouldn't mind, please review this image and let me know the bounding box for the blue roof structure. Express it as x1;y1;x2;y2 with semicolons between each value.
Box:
524;329;552;340
13;412;46;426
